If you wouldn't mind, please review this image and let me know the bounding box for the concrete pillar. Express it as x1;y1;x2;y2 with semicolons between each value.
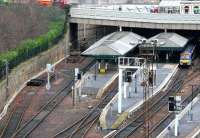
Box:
118;68;123;113
74;86;78;105
83;24;86;39
78;83;82;101
72;86;75;106
180;5;183;14
98;63;101;70
105;63;108;71
119;26;122;32
175;114;179;136
135;74;137;93
124;82;128;99
128;85;132;98
166;53;169;61
190;5;193;14
154;70;156;86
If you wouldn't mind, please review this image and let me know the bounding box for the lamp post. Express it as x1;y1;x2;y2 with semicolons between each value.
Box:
151;39;158;86
188;84;198;121
138;39;158;87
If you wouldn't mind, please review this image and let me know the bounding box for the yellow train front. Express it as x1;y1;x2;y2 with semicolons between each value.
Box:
179;44;195;67
179;52;192;66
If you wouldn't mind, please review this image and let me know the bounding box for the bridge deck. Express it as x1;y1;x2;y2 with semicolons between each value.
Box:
70;7;200;30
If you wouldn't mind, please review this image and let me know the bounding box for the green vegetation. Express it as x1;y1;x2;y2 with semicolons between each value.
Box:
0;20;65;72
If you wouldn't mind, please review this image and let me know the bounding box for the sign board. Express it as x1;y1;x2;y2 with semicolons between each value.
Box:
46;64;53;72
168;96;182;112
176;96;182;111
75;68;79;80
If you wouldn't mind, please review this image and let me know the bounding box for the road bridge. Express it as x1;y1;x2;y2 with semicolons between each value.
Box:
70;7;200;30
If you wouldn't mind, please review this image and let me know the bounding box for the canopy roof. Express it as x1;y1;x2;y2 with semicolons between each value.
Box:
144;32;189;51
82;31;145;57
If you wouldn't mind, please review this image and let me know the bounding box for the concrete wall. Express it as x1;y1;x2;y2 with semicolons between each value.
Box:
0;32;69;113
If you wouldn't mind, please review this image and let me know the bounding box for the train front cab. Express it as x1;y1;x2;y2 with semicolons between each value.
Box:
179;52;192;67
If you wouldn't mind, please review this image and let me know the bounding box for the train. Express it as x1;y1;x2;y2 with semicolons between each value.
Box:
179;44;196;66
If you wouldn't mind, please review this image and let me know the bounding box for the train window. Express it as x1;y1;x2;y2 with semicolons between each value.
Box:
180;54;190;60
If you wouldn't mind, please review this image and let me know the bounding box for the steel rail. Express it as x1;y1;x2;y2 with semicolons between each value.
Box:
112;68;188;138
114;68;200;138
81;115;99;138
149;86;200;138
0;91;34;138
53;82;118;138
11;58;95;138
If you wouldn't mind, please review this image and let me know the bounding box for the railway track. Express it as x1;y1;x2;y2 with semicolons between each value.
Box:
9;58;95;138
149;85;200;138
128;64;200;138
111;68;190;138
0;93;34;138
53;83;118;138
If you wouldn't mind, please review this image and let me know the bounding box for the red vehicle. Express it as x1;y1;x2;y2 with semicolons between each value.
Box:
37;0;53;6
37;0;69;8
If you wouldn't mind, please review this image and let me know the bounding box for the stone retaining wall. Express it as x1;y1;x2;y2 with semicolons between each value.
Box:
0;32;69;113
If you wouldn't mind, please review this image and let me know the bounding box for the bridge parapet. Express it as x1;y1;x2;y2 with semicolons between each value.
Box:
70;7;200;24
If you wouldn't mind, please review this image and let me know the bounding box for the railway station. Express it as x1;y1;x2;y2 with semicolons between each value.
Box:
0;0;200;138
100;63;177;129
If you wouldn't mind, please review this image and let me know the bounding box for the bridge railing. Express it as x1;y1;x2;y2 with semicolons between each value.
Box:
70;7;200;24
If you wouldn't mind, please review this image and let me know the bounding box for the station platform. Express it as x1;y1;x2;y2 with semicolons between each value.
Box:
99;64;178;129
78;63;117;99
158;95;200;138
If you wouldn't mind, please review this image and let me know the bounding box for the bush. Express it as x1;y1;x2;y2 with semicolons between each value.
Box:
0;20;65;72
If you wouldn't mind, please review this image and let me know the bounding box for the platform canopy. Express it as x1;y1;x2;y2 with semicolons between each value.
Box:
82;31;145;59
147;32;188;51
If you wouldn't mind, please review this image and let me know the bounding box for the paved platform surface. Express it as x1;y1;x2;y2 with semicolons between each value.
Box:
104;64;177;129
81;64;117;97
162;98;200;138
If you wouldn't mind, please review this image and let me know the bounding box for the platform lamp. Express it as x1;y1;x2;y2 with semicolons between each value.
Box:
188;84;199;121
138;39;152;138
151;39;158;86
138;39;146;56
